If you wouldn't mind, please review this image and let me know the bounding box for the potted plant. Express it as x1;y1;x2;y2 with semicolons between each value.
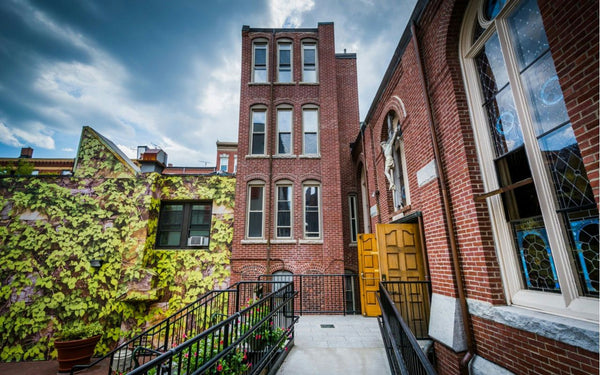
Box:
54;321;103;372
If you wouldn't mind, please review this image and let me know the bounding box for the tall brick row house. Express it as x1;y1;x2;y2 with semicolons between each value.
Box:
351;0;599;374
231;23;360;293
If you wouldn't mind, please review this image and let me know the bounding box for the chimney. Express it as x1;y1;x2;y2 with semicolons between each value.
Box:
20;147;33;158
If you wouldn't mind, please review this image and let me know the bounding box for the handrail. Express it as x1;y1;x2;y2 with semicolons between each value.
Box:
378;282;436;375
129;281;297;375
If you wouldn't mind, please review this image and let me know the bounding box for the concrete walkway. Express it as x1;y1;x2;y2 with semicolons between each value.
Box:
278;315;391;375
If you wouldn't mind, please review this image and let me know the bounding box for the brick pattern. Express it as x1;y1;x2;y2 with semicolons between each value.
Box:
232;24;360;295
473;316;600;375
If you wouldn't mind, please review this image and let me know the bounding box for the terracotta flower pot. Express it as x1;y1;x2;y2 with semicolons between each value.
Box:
55;334;102;372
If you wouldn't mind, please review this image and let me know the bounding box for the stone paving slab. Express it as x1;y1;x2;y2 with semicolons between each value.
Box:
277;315;391;375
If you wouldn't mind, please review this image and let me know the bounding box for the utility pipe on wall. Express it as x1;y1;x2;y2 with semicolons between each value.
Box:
410;22;474;373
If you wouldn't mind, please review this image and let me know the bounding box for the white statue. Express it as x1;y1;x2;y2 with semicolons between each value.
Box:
381;125;400;191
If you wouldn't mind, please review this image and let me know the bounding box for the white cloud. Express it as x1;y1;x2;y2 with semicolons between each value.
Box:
269;0;315;28
0;122;21;147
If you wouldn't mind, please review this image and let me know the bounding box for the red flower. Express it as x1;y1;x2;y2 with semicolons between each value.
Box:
217;363;223;372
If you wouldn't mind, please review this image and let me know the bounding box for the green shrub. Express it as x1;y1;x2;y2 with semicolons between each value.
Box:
56;321;103;341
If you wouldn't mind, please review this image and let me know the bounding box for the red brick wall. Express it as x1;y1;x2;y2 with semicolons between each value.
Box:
473;316;599;375
539;0;599;205
232;24;360;296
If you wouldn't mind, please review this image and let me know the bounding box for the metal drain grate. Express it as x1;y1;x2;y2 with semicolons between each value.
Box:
320;324;335;328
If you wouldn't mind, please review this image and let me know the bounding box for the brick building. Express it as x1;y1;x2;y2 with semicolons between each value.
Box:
351;0;599;374
231;23;360;285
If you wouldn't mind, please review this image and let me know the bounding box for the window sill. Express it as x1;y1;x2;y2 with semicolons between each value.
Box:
154;247;208;251
299;239;323;244
468;298;599;353
274;82;296;85
241;239;267;244
271;239;297;244
273;154;296;159
349;242;357;247
299;82;319;85
245;155;269;159
249;82;270;85
298;155;320;159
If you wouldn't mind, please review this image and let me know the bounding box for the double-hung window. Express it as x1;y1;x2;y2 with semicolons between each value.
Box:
276;184;293;238
277;108;293;155
156;202;212;248
219;154;228;172
302;108;319;155
303;183;321;238
253;41;267;83
247;183;265;238
278;41;292;83
461;0;598;319
302;42;317;83
250;109;266;155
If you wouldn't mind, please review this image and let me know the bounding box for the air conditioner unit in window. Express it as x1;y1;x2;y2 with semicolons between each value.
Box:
187;236;209;247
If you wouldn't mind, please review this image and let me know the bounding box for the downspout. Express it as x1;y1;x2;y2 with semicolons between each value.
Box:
266;30;276;275
410;22;474;373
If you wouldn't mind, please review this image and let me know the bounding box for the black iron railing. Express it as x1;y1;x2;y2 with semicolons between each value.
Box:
258;274;359;315
128;282;297;375
380;281;431;339
72;289;234;374
377;282;436;375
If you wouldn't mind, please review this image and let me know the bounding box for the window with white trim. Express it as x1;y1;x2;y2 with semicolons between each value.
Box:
302;107;319;155
277;108;293;155
219;154;228;172
233;155;238;173
302;42;317;83
460;0;598;319
250;108;266;155
303;183;321;238
276;183;293;238
247;183;265;238
156;202;212;248
253;41;268;83
348;194;359;243
277;41;292;83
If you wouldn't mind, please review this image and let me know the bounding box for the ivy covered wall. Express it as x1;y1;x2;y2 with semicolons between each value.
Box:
0;128;235;361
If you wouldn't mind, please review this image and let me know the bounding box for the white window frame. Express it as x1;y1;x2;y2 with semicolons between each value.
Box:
219;154;229;172
301;41;318;83
348;194;359;243
252;40;268;83
250;107;267;156
303;182;322;239
246;182;265;239
275;182;293;239
459;0;598;321
302;107;320;156
277;40;293;83
276;107;293;155
233;155;238;173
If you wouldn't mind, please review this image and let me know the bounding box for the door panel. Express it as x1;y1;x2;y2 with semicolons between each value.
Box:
357;233;381;316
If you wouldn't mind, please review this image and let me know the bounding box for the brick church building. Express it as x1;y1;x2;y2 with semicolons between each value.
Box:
232;0;599;374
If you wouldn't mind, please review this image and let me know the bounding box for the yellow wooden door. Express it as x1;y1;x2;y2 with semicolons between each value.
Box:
376;223;428;336
357;233;381;316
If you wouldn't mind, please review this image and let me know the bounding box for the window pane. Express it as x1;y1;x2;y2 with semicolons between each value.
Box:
252;134;264;155
304;186;320;237
303;47;315;65
513;217;560;292
277;212;291;227
255;46;266;65
303;110;318;132
303;69;316;82
484;87;523;156
159;231;181;247
191;204;211;224
254;68;267;82
278;110;292;132
521;53;569;135
278;134;291;154
253;111;266;132
280;48;291;65
249;186;263;210
485;0;507;20
538;124;596;210
278;70;292;82
248;212;263;237
304;133;318;155
567;211;599;297
476;33;509;101
507;0;549;71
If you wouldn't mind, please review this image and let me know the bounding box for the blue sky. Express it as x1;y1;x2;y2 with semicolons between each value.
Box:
0;0;417;166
